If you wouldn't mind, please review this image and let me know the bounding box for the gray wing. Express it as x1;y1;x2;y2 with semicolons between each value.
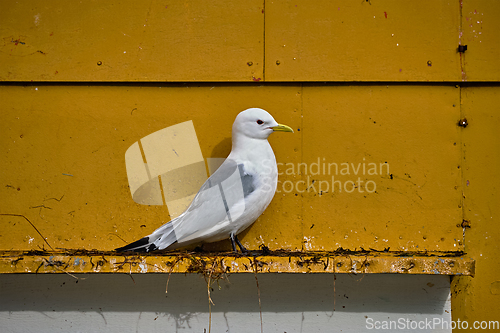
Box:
238;164;255;197
168;158;256;245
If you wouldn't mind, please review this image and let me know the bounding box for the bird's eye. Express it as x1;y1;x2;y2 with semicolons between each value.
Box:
256;120;264;125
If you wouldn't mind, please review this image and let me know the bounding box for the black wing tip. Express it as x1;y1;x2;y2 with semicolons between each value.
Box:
115;237;158;253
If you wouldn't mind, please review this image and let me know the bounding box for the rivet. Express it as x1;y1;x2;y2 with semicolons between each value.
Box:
427;60;432;66
247;61;253;66
336;262;342;268
97;61;102;66
458;118;468;128
449;261;455;267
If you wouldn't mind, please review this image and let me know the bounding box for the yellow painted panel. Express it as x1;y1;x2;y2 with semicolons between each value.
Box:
0;85;302;252
265;0;460;82
0;1;264;82
301;85;463;252
452;87;500;326
0;85;465;255
461;1;500;81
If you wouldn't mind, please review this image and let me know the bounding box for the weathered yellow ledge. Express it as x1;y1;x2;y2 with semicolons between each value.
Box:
0;250;475;276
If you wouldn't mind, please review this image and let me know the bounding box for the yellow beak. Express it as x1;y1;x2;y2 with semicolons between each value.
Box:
272;123;294;133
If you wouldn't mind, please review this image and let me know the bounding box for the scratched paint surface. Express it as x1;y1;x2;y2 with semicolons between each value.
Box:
451;87;500;328
0;0;265;82
0;85;302;252
1;0;497;82
0;85;464;254
265;0;460;81
460;0;500;81
300;85;463;253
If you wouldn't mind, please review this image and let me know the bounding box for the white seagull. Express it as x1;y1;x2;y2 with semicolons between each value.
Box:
116;108;293;253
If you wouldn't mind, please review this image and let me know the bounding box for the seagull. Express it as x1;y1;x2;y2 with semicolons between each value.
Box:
115;108;293;253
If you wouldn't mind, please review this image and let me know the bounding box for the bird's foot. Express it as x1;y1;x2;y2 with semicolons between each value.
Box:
230;233;249;254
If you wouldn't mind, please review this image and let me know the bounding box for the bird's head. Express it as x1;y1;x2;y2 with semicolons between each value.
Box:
233;108;294;140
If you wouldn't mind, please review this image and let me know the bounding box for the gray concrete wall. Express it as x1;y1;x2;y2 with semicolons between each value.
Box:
0;273;451;332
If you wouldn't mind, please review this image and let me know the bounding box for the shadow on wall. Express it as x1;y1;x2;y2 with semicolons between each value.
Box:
0;273;451;332
210;137;232;160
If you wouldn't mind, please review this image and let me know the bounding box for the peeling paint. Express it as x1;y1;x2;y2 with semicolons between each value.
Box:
490;281;500;295
139;262;148;273
0;251;475;276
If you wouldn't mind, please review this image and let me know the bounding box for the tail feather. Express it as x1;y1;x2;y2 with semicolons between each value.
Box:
115;222;177;253
115;237;157;253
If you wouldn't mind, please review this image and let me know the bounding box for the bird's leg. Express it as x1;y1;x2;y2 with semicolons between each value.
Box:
230;233;237;252
234;234;248;254
230;232;248;254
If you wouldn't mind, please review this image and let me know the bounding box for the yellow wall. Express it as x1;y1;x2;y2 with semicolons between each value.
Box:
1;0;498;329
452;86;500;330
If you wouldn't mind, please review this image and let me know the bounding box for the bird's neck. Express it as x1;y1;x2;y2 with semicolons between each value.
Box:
230;135;274;163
